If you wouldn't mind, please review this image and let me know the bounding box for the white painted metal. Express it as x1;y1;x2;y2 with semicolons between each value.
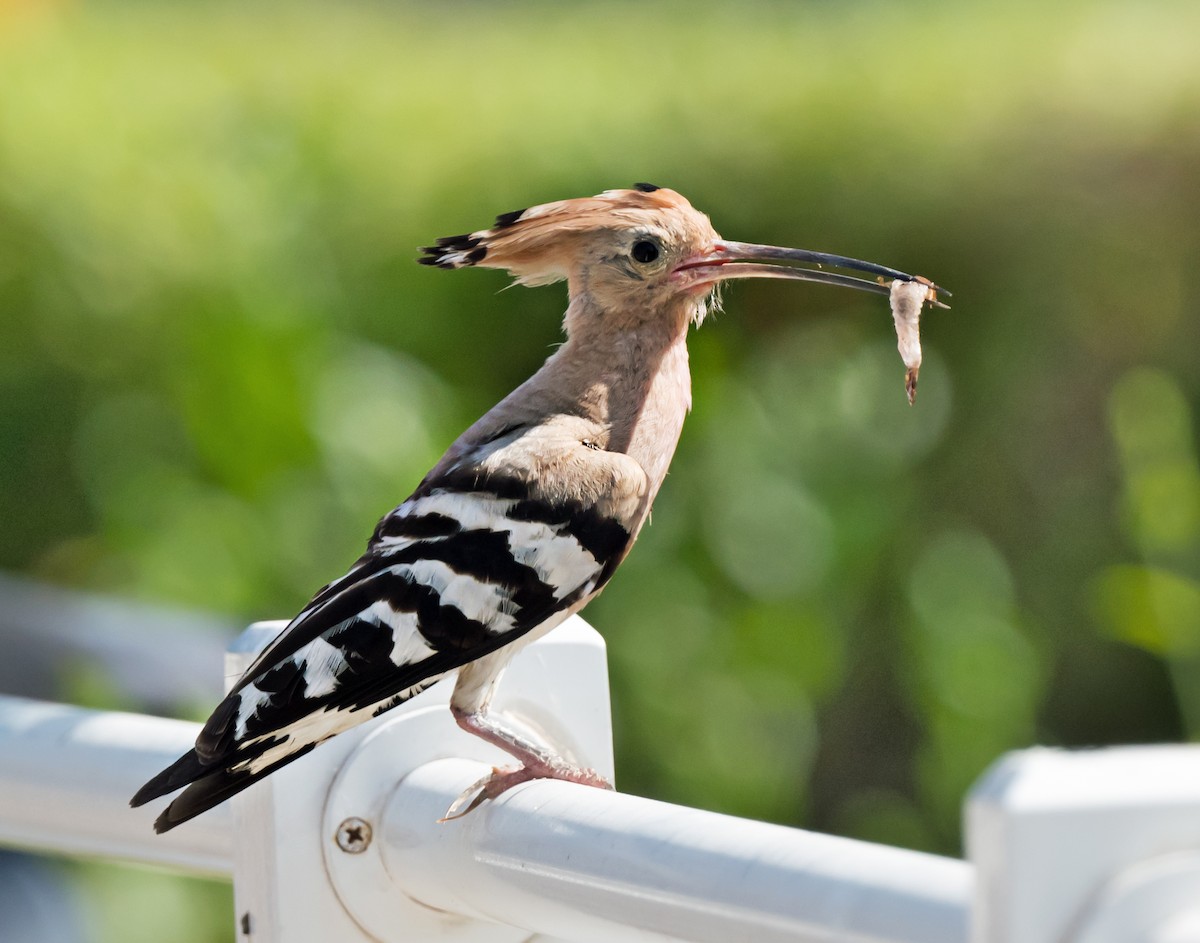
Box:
31;609;1200;943
225;615;970;943
381;757;972;943
0;694;230;874
967;745;1200;943
1072;852;1200;943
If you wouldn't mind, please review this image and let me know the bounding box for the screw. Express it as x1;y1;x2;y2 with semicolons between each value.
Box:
335;816;372;854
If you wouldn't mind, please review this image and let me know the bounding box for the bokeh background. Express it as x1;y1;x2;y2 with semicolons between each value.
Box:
2;1;1198;940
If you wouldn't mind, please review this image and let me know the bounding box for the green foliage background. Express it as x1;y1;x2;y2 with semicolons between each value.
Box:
2;1;1198;939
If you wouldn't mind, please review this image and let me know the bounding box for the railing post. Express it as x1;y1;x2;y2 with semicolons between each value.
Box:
967;745;1200;943
225;616;614;943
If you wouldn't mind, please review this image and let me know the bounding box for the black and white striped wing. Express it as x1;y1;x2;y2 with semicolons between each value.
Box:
133;476;631;830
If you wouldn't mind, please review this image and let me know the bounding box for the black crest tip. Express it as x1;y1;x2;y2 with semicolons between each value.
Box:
418;237;488;269
435;234;480;249
417;247;456;269
493;208;526;229
633;182;661;193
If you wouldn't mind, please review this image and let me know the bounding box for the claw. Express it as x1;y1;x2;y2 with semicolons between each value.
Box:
439;768;506;822
438;762;613;822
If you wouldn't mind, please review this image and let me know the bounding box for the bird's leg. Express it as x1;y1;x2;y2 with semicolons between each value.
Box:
441;704;612;821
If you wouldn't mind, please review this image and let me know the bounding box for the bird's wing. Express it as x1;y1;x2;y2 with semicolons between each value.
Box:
133;435;644;829
215;478;633;759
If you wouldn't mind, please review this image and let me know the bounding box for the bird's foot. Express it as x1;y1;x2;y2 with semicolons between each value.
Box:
439;761;612;822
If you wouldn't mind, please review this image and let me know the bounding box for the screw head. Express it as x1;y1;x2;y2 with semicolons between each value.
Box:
335;816;372;854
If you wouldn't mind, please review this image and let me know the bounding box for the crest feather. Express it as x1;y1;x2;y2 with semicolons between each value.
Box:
418;186;688;287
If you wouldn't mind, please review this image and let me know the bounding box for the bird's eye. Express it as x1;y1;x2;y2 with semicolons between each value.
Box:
631;240;661;264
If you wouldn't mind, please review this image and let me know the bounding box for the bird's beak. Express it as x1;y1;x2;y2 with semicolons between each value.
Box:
673;241;950;306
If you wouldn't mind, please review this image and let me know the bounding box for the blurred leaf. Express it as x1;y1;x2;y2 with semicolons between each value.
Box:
1109;367;1200;557
1091;565;1200;658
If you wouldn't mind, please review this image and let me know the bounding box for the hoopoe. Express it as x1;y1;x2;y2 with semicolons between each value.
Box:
132;184;943;831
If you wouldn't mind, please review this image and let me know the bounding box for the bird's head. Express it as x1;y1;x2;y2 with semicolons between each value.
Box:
420;184;944;334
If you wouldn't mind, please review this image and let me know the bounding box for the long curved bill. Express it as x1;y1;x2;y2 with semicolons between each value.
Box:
674;240;950;307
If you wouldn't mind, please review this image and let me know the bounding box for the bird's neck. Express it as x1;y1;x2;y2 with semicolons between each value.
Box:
557;309;693;492
514;294;695;486
433;295;698;516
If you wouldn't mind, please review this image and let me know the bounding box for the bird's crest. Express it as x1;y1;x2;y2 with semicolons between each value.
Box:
419;184;697;287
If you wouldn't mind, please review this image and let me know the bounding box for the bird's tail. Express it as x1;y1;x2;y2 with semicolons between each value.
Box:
130;749;211;809
151;772;250;833
131;742;318;833
131;619;452;831
131;683;286;833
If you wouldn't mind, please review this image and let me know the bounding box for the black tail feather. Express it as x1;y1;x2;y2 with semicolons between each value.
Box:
131;693;243;813
150;742;317;833
130;749;212;808
151;766;256;833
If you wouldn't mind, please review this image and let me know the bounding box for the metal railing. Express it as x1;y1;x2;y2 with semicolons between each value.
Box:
0;614;1197;942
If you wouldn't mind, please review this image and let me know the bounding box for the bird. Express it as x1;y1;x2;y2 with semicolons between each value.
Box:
132;183;940;832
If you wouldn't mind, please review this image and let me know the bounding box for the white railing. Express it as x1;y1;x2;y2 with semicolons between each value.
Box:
0;695;230;874
0;616;1198;942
